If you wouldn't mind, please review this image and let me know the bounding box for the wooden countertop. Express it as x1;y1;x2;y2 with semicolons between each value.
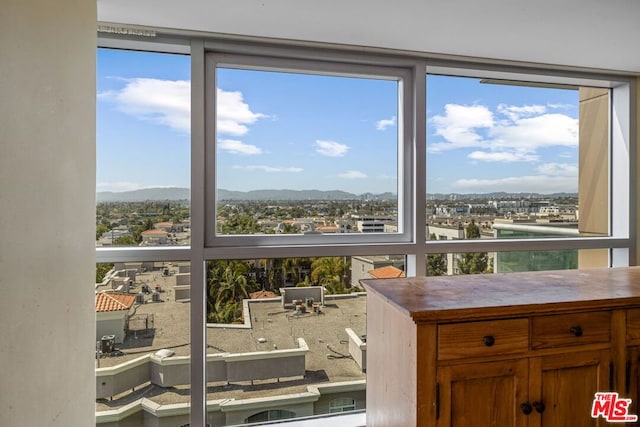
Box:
362;267;640;323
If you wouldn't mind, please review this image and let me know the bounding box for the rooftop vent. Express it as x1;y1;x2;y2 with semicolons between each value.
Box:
152;291;161;302
155;348;175;358
135;292;145;304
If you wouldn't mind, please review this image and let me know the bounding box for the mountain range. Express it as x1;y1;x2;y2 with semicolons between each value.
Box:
97;187;577;203
96;187;396;202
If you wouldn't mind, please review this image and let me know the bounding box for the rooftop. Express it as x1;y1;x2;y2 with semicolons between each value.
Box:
95;292;136;313
250;289;278;299
95;264;366;411
141;229;168;236
368;265;405;279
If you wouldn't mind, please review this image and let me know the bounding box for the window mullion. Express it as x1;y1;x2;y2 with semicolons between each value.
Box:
190;39;207;427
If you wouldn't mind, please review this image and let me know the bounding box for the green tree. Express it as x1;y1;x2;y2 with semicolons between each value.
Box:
207;260;257;323
218;214;261;234
96;263;114;283
282;257;312;286
96;224;110;240
311;257;350;293
457;220;490;275
262;258;283;290
113;235;137;246
427;234;447;276
279;222;297;234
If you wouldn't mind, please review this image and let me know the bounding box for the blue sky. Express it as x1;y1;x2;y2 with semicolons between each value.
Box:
97;49;579;195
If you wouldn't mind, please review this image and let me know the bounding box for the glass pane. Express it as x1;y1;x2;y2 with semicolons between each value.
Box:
96;49;191;247
215;67;399;236
426;75;609;241
95;261;190;424
203;255;396;424
425;249;609;275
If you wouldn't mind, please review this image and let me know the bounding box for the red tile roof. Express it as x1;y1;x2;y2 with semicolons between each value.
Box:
96;292;136;312
368;265;405;279
141;229;168;236
250;290;278;299
316;226;339;231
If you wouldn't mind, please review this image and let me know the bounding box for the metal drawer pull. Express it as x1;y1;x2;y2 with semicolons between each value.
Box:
520;402;532;415
569;325;583;337
482;335;495;347
533;401;546;414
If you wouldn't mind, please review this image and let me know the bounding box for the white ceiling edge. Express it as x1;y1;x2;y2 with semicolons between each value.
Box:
97;0;640;74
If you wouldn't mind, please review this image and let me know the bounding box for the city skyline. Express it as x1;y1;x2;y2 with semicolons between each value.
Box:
97;49;580;195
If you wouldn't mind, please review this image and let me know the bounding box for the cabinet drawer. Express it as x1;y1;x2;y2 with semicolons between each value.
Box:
438;318;529;360
531;311;610;350
626;308;640;343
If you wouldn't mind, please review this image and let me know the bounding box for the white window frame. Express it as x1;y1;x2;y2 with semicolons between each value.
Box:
205;52;416;247
96;28;636;427
424;62;635;265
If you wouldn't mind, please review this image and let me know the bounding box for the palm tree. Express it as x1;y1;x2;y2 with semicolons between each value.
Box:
207;260;256;323
311;257;349;293
282;257;313;287
261;258;283;290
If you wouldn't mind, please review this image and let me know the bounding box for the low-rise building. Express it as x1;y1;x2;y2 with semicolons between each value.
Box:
95;265;367;426
140;229;168;245
95;292;136;344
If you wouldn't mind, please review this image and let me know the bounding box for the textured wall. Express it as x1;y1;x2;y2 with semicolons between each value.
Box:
0;0;96;425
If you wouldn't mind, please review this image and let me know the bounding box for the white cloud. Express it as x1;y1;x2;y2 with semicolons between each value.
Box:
96;182;145;192
497;104;546;121
535;162;578;176
547;103;575;110
428;103;578;163
450;162;578;193
216;88;266;136
429;104;493;152
338;170;368;179
99;78;190;132
99;79;265;136
468;151;539;162
219;139;262;155
376;116;397;131
315;140;349;157
490;114;578;152
233;165;303;173
451;175;577;194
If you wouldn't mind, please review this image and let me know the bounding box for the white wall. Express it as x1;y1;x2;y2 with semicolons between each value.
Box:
98;0;640;73
0;0;96;426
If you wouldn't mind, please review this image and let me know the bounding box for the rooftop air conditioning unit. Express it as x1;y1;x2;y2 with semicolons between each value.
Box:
135;292;145;304
100;335;115;354
152;291;161;302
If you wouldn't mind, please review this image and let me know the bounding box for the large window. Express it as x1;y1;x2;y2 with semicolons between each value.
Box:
96;34;634;427
206;53;415;247
96;49;191;248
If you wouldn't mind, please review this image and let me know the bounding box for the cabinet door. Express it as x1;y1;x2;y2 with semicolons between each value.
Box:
437;359;529;427
529;349;609;427
626;347;640;420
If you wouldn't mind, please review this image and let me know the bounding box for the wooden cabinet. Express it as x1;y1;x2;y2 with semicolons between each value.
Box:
363;267;640;427
531;350;610;427
436;358;529;427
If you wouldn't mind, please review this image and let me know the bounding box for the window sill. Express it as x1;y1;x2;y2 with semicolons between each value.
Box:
230;411;366;427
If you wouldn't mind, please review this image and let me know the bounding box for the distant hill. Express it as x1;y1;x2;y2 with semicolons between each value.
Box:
427;191;578;200
217;189;397;201
97;187;397;202
97;187;189;202
97;187;575;203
